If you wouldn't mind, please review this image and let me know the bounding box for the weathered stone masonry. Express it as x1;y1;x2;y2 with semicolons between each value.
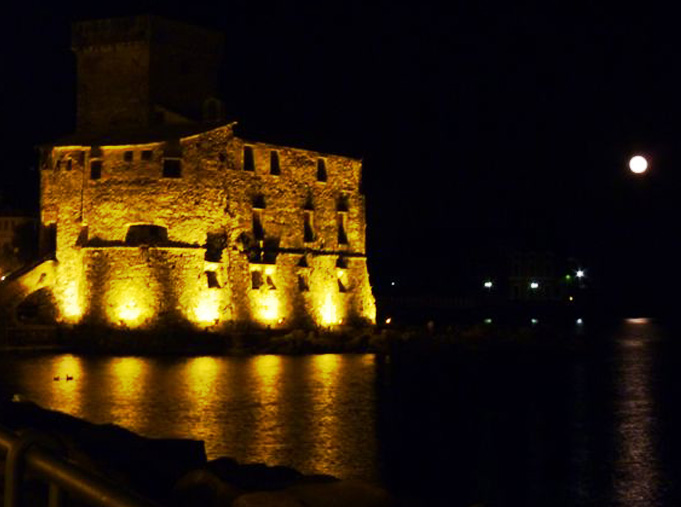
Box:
33;16;375;331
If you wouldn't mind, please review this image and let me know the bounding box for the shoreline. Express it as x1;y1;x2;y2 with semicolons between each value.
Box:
0;319;598;357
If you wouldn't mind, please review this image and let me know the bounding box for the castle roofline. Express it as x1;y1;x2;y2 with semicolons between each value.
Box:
45;122;237;148
43;122;362;162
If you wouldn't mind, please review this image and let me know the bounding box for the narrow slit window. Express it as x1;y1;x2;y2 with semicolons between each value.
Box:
124;151;133;162
253;210;264;241
66;159;73;171
253;194;266;209
298;274;309;292
337;213;348;245
206;271;220;288
266;275;277;290
90;160;102;180
141;150;153;161
251;271;263;290
243;146;255;172
316;158;327;182
163;159;182;178
338;278;347;293
304;211;315;243
336;193;349;212
270;151;281;175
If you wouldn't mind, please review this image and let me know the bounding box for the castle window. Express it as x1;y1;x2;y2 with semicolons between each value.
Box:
163;159;182;178
336;256;348;269
316;158;327;182
243;146;255;172
55;160;62;170
251;270;263;290
125;224;168;246
252;210;264;241
297;255;308;268
270;151;281;175
219;152;226;163
124;151;133;162
304;210;315;243
298;274;309;292
141;150;153;161
338;278;347;293
90;160;102;180
337;213;348;245
66;159;73;171
336;193;349;212
304;193;314;211
205;271;220;289
252;194;266;209
266;275;277;290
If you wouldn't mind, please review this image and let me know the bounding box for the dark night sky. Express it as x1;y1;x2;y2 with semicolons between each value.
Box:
1;2;680;314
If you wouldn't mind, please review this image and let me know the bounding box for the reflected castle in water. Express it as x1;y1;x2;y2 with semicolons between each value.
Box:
1;15;375;331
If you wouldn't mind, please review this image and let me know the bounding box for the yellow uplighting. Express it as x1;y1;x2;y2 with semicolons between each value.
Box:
257;292;280;324
118;301;141;324
193;292;220;325
320;293;339;326
61;282;83;322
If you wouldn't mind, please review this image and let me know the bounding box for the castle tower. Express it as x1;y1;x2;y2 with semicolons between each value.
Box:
71;15;224;133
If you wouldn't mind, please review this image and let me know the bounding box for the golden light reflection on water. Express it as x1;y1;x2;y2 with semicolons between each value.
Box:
248;355;284;464
4;353;378;482
306;354;343;475
183;357;221;407
107;357;150;432
45;354;84;416
170;357;224;443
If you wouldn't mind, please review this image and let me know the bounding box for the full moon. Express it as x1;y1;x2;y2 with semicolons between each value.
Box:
629;155;648;174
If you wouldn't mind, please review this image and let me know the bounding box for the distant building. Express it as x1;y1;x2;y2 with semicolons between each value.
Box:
1;15;375;330
0;214;37;278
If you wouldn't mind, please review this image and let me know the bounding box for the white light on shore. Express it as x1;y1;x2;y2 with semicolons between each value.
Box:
629;155;648;174
530;281;539;290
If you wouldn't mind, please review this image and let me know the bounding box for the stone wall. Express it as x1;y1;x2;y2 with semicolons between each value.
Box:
39;124;375;330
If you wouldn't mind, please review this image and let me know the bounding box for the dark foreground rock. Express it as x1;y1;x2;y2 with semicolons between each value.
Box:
0;399;393;506
0;399;206;502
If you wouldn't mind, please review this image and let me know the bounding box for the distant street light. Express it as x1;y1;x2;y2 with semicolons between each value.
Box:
576;269;585;279
529;281;539;290
629;155;648;174
484;280;493;289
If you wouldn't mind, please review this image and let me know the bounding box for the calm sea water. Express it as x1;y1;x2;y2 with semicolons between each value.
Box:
1;319;681;506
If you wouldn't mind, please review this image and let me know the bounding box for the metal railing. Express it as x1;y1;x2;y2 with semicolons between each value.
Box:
0;424;161;507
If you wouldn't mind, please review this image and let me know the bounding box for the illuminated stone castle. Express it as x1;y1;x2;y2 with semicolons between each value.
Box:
9;16;375;330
